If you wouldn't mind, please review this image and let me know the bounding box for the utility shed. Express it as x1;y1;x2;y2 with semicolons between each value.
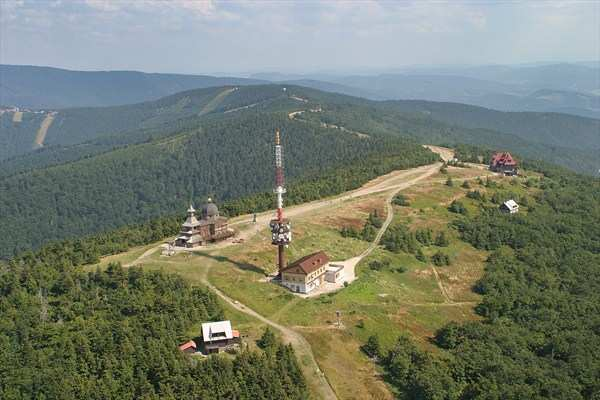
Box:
178;340;197;354
325;264;344;283
500;199;519;214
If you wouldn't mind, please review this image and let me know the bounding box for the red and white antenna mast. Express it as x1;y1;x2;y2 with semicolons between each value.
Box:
270;129;292;275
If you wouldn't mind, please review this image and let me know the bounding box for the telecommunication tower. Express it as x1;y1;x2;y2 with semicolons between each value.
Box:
269;130;292;275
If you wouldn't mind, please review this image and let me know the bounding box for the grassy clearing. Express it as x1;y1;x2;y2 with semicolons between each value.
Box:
90;162;524;399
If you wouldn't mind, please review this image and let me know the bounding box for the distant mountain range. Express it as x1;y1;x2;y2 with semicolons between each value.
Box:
0;64;264;108
3;63;599;119
251;63;600;119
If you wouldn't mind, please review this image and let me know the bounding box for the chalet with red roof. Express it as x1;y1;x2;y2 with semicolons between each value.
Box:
281;251;330;293
490;152;518;175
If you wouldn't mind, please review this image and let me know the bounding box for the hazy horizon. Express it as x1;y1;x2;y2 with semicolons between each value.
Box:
1;1;599;75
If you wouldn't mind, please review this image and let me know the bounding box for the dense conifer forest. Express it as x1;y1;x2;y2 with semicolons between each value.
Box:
364;166;600;399
0;258;307;399
0;110;436;258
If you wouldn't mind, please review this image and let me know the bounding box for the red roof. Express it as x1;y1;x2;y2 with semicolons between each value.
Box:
281;251;330;275
178;340;197;351
490;152;517;167
232;330;240;338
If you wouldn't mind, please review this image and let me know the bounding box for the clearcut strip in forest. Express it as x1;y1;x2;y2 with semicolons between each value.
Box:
198;87;237;115
33;112;57;148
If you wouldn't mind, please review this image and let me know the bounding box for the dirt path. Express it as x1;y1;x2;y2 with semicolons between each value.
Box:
33;112;57;148
424;145;454;161
124;244;163;267
207;163;444;251
200;273;338;400
431;266;453;303
122;149;454;399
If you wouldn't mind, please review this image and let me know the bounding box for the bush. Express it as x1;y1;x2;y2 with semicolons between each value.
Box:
446;177;454;187
431;251;450;266
415;228;433;245
257;327;277;350
392;194;410;206
461;180;471;189
448;200;467;214
435;231;449;247
415;248;427;263
362;335;382;359
466;190;484;201
369;259;390;271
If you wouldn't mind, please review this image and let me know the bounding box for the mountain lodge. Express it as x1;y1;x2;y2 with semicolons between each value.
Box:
281;251;331;293
490;152;518;175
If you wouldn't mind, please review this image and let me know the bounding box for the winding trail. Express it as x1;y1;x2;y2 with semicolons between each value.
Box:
123;147;477;399
201;275;338;400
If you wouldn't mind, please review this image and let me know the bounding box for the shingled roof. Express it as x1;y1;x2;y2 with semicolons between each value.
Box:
490;152;517;167
282;251;329;275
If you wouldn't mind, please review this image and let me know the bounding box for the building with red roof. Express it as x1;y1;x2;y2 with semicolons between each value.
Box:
178;340;197;354
281;251;330;293
490;152;518;175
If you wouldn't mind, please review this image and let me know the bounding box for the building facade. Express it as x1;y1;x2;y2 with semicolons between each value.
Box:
175;199;234;248
325;264;344;283
281;251;330;293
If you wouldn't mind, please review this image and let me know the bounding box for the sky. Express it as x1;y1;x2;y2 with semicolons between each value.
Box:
1;0;599;75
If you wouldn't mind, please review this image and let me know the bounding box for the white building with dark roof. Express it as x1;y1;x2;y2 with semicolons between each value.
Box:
500;199;519;214
200;320;240;354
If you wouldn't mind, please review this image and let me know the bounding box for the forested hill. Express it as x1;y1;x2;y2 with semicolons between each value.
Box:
1;85;287;161
0;100;437;258
0;257;308;399
2;83;599;173
377;161;600;399
382;100;600;151
2;83;599;257
0;64;264;108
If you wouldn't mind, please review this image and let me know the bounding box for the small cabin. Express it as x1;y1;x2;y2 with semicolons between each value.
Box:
201;320;240;354
500;199;519;214
178;340;197;354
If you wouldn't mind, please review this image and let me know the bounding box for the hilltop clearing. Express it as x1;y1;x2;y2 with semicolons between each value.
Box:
10;147;599;399
2;84;599;259
89;151;510;399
